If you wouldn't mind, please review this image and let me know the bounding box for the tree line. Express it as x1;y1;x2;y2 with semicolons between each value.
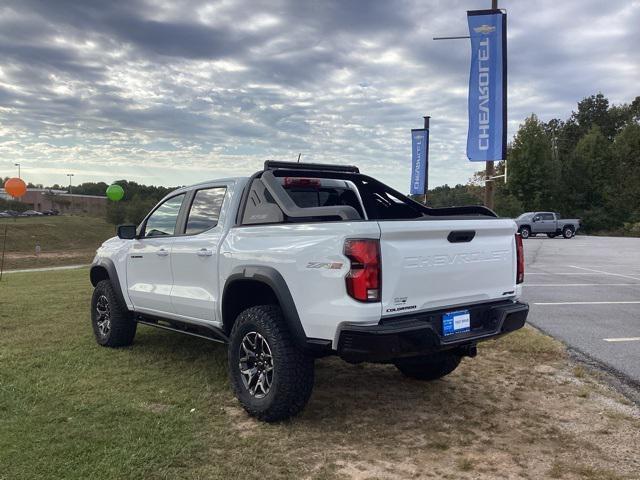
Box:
425;93;640;235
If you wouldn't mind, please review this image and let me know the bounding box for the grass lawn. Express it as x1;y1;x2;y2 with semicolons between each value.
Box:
1;269;639;479
0;216;115;270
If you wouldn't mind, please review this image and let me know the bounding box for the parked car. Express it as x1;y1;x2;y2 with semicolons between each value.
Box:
42;209;60;216
90;161;529;421
22;210;44;216
515;212;580;239
0;211;11;217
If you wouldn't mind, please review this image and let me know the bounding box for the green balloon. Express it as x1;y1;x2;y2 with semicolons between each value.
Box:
106;184;124;201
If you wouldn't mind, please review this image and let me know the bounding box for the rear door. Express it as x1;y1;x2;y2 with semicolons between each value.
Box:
127;193;186;314
170;186;227;322
378;219;517;317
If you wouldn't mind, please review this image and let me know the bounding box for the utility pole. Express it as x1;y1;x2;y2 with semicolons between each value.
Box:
14;163;20;178
483;0;498;210
422;115;430;205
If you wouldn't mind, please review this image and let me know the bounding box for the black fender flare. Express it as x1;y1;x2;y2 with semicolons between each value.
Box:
90;258;129;310
222;265;307;348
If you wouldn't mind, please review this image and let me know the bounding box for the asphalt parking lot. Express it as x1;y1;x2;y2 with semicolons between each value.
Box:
522;234;640;388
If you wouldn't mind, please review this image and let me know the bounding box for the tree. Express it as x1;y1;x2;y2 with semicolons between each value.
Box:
569;126;609;206
505;115;557;211
607;123;640;226
125;195;157;225
105;202;126;225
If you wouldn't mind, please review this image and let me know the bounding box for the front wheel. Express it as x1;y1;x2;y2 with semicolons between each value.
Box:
394;353;462;381
228;305;314;422
91;280;136;347
562;227;574;239
519;226;531;239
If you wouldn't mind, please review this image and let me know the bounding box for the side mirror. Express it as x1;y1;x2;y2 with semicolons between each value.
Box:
117;224;138;240
532;216;539;222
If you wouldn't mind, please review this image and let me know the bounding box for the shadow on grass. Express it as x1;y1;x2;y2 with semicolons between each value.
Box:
129;325;498;434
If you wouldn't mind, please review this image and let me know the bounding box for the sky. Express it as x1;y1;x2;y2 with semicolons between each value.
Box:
0;0;638;192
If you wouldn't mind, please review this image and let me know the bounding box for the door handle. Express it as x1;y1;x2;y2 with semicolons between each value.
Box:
197;248;214;257
156;248;169;257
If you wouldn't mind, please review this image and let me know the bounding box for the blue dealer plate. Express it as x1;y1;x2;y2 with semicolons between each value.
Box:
442;310;471;336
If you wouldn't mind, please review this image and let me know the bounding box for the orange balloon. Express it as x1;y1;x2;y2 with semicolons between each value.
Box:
4;177;27;198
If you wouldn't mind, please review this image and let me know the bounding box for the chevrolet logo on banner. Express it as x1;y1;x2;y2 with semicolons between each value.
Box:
466;10;507;162
474;24;496;34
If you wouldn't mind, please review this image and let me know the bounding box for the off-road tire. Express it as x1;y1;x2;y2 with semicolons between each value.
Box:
228;305;314;422
91;280;136;347
547;233;557;238
394;353;462;381
562;226;574;239
519;226;531;239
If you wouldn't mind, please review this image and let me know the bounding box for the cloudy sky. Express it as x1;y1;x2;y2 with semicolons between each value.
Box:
1;0;638;191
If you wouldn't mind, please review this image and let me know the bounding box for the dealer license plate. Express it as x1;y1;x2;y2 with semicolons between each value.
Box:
442;310;471;336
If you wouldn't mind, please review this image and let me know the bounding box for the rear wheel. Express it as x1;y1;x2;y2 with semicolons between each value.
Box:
91;280;136;347
562;226;574;239
228;305;314;422
519;226;531;239
394;353;462;381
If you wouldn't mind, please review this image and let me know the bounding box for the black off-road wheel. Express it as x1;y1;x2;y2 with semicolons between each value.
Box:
394;353;462;381
519;226;531;239
228;305;314;422
91;280;137;347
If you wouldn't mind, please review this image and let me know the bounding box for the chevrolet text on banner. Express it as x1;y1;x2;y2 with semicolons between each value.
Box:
466;9;507;162
410;128;428;195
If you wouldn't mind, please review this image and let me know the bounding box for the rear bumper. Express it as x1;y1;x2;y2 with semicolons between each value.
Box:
337;300;529;363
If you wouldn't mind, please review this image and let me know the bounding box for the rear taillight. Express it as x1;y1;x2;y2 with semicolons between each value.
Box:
344;239;381;302
515;233;524;284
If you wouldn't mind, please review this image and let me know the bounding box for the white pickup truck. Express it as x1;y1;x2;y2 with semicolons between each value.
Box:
90;161;528;421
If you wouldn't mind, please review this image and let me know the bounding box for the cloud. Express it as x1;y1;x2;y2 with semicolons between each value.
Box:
0;0;638;192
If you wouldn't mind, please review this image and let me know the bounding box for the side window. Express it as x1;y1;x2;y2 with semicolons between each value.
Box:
541;213;554;220
185;187;226;235
143;194;185;237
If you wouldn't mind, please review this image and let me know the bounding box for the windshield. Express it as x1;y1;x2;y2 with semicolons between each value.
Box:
516;213;531;220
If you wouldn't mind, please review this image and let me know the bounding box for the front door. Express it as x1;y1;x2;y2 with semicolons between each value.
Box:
127;193;186;315
170;186;227;322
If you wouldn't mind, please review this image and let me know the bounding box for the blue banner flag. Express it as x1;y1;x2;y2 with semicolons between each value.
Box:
466;10;507;162
410;128;429;195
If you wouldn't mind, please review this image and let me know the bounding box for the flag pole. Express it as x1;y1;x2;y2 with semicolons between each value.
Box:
484;0;499;210
422;115;430;205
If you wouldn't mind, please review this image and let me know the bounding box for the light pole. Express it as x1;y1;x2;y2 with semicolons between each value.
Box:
67;174;74;194
14;163;20;178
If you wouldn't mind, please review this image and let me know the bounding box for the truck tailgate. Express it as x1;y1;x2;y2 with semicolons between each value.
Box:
378;219;518;317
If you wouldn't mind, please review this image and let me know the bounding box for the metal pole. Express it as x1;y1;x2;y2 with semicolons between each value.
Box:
0;225;7;282
423;116;431;205
15;163;20;178
484;0;498;210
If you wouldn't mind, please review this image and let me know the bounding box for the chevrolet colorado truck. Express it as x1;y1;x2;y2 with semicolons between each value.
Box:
515;212;580;239
90;161;529;421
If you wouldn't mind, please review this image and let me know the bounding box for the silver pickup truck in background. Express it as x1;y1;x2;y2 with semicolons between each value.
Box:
515;212;580;239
